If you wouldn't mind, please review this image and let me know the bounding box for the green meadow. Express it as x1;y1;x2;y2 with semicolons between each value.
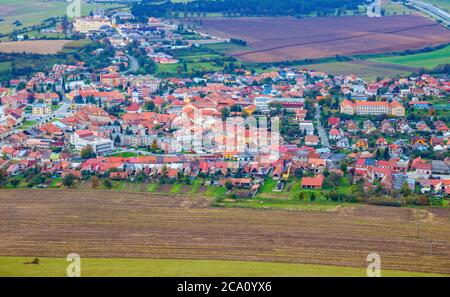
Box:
0;257;446;277
369;45;450;69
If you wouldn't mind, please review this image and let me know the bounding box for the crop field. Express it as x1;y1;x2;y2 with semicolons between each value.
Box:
0;40;72;54
369;44;450;69
1;189;450;276
422;0;450;12
197;15;450;63
0;0;122;35
301;60;421;81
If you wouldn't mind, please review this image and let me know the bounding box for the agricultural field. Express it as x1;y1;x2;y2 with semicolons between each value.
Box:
155;47;236;77
0;257;445;277
0;0;123;36
301;60;418;81
422;0;450;12
0;39;73;54
381;0;417;15
0;61;11;75
1;189;450;276
369;44;450;69
197;15;450;63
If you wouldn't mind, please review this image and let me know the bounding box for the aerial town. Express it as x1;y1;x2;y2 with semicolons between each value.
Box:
0;12;448;206
2;0;450;280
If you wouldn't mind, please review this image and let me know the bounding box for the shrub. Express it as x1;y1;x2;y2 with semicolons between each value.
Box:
102;179;113;189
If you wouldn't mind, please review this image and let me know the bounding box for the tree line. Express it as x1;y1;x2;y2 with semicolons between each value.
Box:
132;0;364;18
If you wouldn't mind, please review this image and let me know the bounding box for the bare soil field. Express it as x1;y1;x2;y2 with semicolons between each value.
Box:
1;189;450;274
198;15;450;62
0;40;72;54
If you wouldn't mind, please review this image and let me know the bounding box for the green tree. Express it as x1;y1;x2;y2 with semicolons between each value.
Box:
383;148;390;160
400;182;411;197
10;179;20;188
225;181;233;192
103;179;113;189
81;145;95;159
62;174;76;188
221;107;230;121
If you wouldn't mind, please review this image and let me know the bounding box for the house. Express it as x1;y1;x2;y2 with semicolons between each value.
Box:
219;178;252;188
301;174;325;189
336;137;350;149
432;160;449;175
304;135;320;146
299;121;314;135
329;128;342;140
328;117;340;127
375;137;388;149
110;171;129;180
354;139;369;150
127;103;142;113
32;104;51;116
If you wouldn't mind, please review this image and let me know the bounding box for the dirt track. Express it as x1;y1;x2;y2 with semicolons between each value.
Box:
1;189;450;274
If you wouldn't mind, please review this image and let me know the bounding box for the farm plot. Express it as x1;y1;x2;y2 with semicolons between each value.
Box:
198;15;450;63
369;44;450;69
0;40;72;54
301;60;418;81
1;189;450;275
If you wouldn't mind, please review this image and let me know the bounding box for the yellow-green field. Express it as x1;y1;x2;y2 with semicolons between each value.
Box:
301;61;411;81
0;257;446;277
369;45;450;69
0;0;122;35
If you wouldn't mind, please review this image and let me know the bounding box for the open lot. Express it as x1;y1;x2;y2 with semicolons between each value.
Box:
0;40;72;54
1;189;450;276
197;15;450;63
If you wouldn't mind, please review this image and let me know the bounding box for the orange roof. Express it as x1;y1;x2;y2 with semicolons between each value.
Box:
301;175;325;187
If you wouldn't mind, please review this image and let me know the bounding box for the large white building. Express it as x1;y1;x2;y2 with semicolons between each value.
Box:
255;97;304;112
71;130;114;156
340;99;405;117
73;16;112;34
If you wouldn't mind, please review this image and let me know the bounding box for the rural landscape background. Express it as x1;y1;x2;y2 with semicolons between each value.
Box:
0;0;449;278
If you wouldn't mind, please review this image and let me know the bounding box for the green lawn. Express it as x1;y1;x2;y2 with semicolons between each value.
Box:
147;183;159;192
59;39;94;54
108;152;144;158
0;257;445;277
369;45;450;69
222;198;348;212
18;120;37;130
188;179;202;195
0;61;11;74
170;183;183;194
201;42;252;53
260;178;277;193
205;186;226;197
302;61;409;81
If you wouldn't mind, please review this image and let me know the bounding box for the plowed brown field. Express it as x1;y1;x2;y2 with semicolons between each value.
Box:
198;15;450;62
1;189;450;274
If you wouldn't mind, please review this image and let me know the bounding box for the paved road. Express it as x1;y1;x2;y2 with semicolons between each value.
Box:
315;104;330;148
407;0;450;26
126;55;139;73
